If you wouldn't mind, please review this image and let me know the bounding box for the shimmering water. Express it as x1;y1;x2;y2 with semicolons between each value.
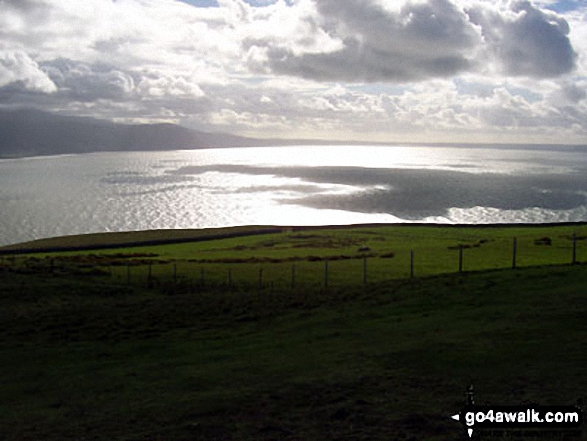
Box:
1;144;587;246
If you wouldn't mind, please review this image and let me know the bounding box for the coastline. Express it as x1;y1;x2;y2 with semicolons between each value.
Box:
2;142;587;162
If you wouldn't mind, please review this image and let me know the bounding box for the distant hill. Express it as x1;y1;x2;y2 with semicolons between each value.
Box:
2;108;584;158
0;108;264;157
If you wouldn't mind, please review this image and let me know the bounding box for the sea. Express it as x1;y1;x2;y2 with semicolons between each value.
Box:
1;144;587;246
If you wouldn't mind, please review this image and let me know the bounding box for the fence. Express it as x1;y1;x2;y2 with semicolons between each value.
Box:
1;234;584;293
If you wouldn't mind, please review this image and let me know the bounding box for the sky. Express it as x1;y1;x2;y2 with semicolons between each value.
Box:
0;0;586;145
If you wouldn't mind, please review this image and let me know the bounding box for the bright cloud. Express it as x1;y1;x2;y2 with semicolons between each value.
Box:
0;0;586;144
0;51;57;93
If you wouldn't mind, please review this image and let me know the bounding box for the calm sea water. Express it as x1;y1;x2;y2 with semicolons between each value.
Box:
1;144;587;246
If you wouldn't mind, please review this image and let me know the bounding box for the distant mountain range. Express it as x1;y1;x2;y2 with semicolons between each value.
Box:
0;108;292;158
1;108;585;158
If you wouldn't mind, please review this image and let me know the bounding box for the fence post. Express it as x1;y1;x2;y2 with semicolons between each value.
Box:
512;237;517;269
458;245;463;273
363;255;367;284
410;250;414;278
572;233;577;265
324;259;329;287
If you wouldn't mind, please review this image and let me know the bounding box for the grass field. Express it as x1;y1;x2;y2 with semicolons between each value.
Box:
2;223;587;290
1;224;586;440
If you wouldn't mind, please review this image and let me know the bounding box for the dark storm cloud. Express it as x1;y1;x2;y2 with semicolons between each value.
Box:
263;0;480;82
252;0;577;82
315;0;477;53
467;0;577;78
266;41;472;83
171;164;587;219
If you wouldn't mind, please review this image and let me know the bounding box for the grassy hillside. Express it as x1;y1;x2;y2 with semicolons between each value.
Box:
0;225;282;253
0;224;586;440
3;223;587;289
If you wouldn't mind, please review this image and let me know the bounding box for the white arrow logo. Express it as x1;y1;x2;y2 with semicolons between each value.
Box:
451;413;474;438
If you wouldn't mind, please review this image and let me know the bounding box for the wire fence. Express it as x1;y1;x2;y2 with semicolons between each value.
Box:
1;234;584;294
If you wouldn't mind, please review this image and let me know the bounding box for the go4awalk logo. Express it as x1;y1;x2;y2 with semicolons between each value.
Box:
450;385;583;438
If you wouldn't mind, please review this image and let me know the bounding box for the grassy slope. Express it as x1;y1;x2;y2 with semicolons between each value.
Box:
1;260;586;440
0;226;282;253
7;224;587;290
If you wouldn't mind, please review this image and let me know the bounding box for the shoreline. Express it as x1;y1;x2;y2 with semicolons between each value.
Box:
2;142;587;162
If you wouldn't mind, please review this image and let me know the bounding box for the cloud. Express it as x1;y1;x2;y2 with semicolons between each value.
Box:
0;0;584;144
194;76;587;143
548;80;587;107
0;51;57;93
252;0;481;82
242;0;578;82
467;0;578;78
566;6;587;76
39;59;206;103
41;59;136;101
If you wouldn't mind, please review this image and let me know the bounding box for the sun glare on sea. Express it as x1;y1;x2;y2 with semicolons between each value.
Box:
192;145;436;169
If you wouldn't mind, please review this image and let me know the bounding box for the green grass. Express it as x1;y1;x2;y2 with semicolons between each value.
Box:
1;259;586;439
0;225;280;253
4;223;587;290
1;224;586;439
